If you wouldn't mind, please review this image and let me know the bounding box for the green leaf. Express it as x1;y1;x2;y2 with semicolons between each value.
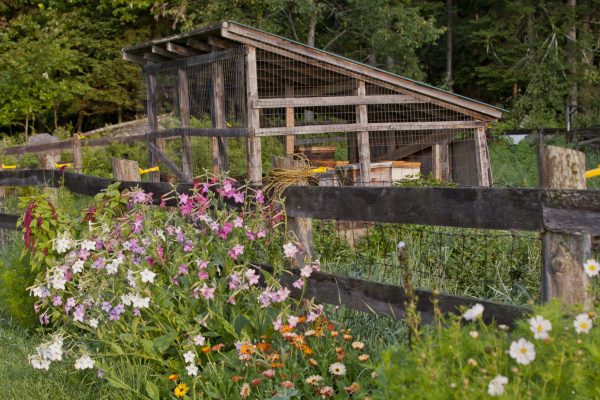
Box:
153;331;177;354
145;381;160;400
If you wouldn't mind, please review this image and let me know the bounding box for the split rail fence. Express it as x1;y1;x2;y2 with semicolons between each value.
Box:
0;153;597;326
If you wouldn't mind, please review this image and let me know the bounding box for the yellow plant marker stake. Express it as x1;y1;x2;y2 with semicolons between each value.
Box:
309;167;327;174
139;166;160;175
1;164;16;169
55;163;72;169
585;164;600;179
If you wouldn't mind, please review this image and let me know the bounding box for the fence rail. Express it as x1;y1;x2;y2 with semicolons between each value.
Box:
0;168;598;324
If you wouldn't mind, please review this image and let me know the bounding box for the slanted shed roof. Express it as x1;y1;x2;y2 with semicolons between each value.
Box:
123;21;502;122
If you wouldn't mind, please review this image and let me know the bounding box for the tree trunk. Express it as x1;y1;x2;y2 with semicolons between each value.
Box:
307;14;317;47
446;0;453;90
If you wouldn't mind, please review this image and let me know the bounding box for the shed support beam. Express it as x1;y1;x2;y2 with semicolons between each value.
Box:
186;38;211;52
151;45;178;59
432;141;450;182
356;80;371;186
178;69;193;181
285;85;295;155
245;46;262;184
474;127;491;187
212;58;228;174
146;73;161;182
167;42;200;57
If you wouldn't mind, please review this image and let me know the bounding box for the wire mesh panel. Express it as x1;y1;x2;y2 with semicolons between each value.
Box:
313;221;542;305
144;47;247;178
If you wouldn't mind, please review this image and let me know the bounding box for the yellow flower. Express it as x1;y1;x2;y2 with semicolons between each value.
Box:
240;344;255;355
174;382;189;398
168;373;179;382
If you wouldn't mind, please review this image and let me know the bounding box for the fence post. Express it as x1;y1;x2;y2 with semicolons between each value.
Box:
73;134;83;173
111;158;141;182
538;144;593;308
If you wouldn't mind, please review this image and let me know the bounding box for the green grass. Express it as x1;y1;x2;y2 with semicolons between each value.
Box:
0;315;108;399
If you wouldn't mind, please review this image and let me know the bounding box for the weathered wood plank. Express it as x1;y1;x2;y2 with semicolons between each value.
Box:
256;264;528;326
186;38;211;52
245;45;262;184
474;127;491;187
257;121;487;137
111;158;140;182
212;58;228;174
178;69;193;181
147;141;187;182
254;94;423;108
283;186;543;231
166;42;199;57
356;80;371;186
539;145;592;308
151;45;179;59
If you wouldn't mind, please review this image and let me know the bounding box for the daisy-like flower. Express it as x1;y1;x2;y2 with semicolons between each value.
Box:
319;386;334;398
328;362;347;376
306;375;323;386
358;354;370;362
140;268;156;284
240;383;251;398
344;382;360;394
351;341;365;350
488;375;508;396
463;303;484;321
574;313;593;334
74;354;95;370
283;242;299;258
186;363;198;376
583;259;600;278
174;382;189;398
509;338;536;365
183;350;196;364
529;315;552;340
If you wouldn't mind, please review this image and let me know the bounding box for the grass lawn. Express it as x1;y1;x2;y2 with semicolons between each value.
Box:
0;316;107;400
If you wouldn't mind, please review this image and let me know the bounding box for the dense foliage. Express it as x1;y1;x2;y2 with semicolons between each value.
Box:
2;1;600;137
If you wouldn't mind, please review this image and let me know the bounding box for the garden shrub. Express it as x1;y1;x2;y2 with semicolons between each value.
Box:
0;239;37;328
24;176;376;399
375;299;600;399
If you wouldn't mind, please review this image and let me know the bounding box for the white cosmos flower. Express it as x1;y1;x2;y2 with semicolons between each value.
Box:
583;259;600;278
186;363;198;376
574;313;593;334
140;268;156;284
183;350;196;364
509;338;536;365
463;303;484;321
488;375;508;396
528;315;552;340
74;354;95;370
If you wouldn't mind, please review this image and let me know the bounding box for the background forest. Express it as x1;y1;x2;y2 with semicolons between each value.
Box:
1;0;599;138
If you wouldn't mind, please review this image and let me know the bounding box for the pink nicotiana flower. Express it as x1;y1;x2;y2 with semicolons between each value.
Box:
200;284;215;300
228;244;245;260
292;279;304;289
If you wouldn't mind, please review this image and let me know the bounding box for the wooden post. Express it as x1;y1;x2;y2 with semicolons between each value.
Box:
245;46;262;185
539;145;593;308
111;158;141;181
356;80;371;186
432;141;450;182
72;134;83;173
146;73;160;182
285;85;295;155
474;127;490;186
273;156;315;263
27;134;60;169
212;61;228;174
179;69;193;182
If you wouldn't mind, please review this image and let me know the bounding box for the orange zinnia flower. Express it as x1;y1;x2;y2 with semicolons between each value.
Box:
257;342;271;352
240;344;255;355
281;325;294;333
271;362;284;369
202;346;211;353
301;344;314;355
168;373;179;382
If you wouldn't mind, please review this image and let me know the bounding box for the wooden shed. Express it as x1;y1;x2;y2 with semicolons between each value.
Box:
122;21;502;186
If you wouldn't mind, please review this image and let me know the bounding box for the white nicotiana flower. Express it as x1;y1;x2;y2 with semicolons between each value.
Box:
397;241;406;251
140;268;156;284
80;240;96;251
88;318;99;328
186;363;198;376
509;338;536;365
487;375;508;396
183;350;196;364
574;313;593;334
528;315;552;340
156;229;166;241
74;354;95;370
126;269;136;287
32;286;46;298
105;258;122;275
50;271;67;291
55;233;73;254
130;295;150;309
121;294;133;306
30;354;51;370
193;334;206;346
463;303;484;321
72;260;85;274
583;259;600;278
